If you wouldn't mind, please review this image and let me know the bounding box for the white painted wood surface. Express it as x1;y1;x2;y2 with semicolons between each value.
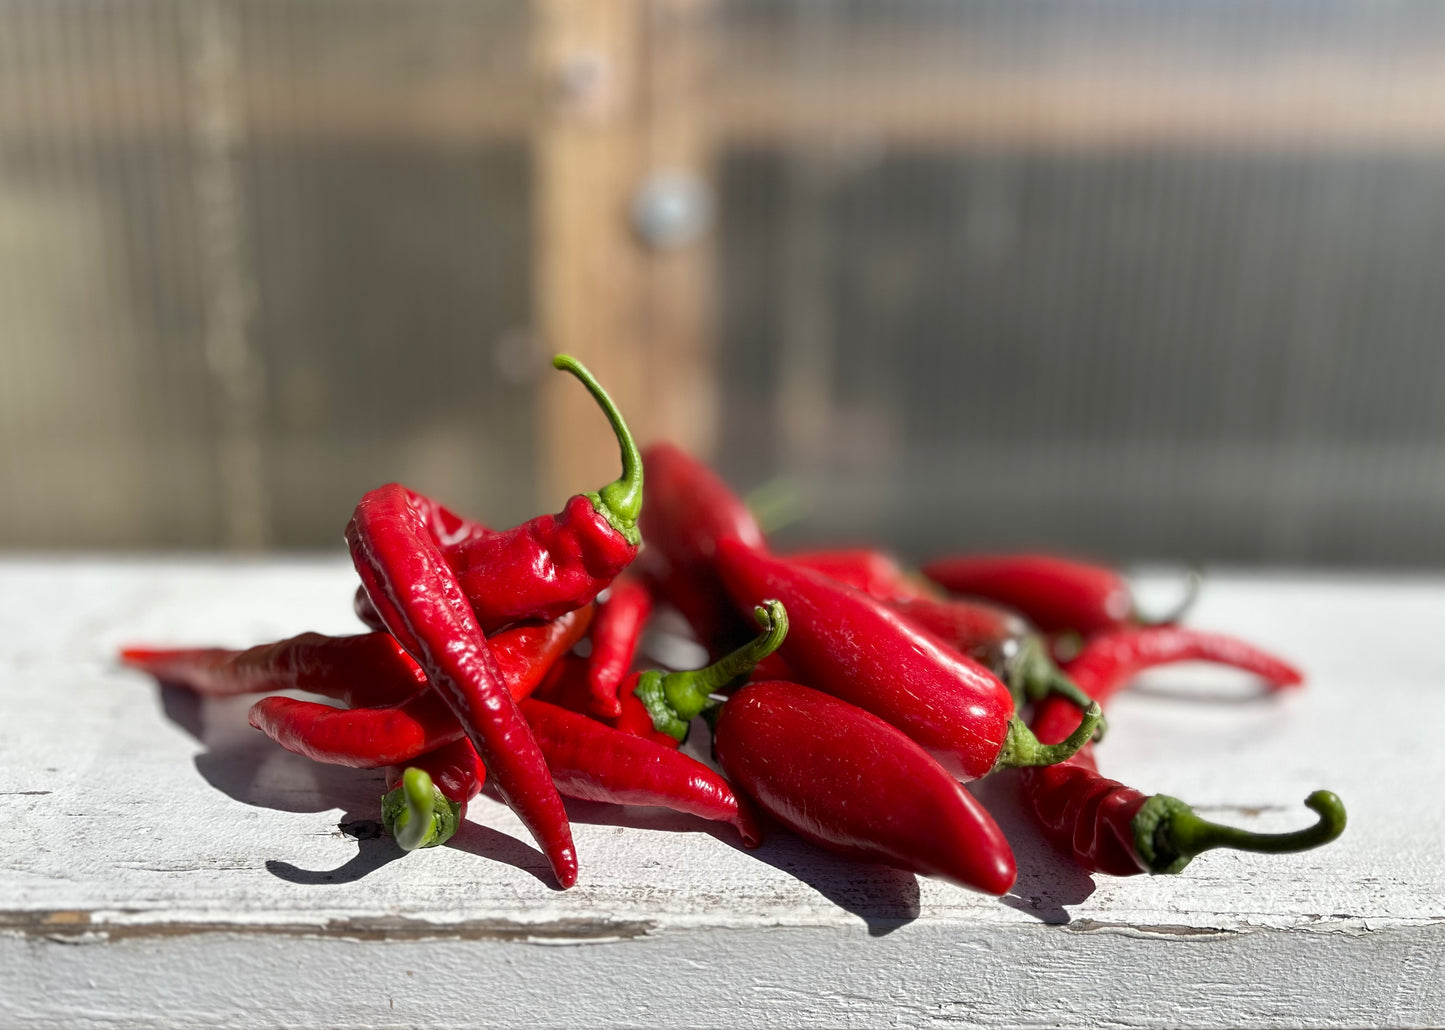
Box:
2;558;1442;1029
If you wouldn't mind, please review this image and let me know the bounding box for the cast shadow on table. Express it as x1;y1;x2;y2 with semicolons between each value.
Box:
157;684;424;885
969;771;1096;925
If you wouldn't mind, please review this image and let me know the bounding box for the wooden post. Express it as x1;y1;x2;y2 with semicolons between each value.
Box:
531;0;717;511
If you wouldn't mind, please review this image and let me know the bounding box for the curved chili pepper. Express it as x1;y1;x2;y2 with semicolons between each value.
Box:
921;553;1199;637
636;442;766;655
714;680;1016;894
520;698;760;846
119;632;425;707
534;654;681;749
1021;627;1336;875
586;573;654;718
1064;624;1303;698
347;482;577;888
246;607;594;768
382;738;487;850
445;356;643;631
713;538;1100;781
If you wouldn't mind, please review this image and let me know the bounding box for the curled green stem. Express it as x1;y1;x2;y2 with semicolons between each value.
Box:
553;354;643;545
1136;566;1203;626
381;767;462;851
1009;635;1108;742
993;701;1103;771
1134;789;1346;874
637;599;789;741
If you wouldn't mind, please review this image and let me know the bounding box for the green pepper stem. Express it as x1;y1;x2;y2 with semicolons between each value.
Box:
992;701;1103;771
1009;636;1108;741
381;767;462;851
1135;566;1203;627
552;354;643;545
636;600;789;741
1134;790;1346;874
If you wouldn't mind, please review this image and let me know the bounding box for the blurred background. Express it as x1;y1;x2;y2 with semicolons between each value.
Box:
2;0;1442;566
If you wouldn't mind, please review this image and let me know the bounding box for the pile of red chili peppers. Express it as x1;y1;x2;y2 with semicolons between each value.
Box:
121;356;1345;895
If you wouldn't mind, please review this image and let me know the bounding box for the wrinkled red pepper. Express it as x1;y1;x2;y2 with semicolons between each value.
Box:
1021;626;1338;875
246;607;594;768
714;680;1016;894
714;538;1100;781
521;698;760;845
585;573;654;718
347;482;577;888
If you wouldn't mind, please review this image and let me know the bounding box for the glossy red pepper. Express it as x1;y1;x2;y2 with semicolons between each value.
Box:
245;607;594;768
123;606;592;711
1021;626;1338;875
382;739;487;851
520;698;760;846
347;482;577;888
637;442;766;655
713;538;1100;781
351;356;641;634
714;681;1016;894
119;632;424;707
921;553;1198;638
534;654;680;749
586;573;654;718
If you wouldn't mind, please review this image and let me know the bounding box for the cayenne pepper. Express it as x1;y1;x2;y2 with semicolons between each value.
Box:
1021;626;1338;875
347;482;578;887
585;573;654;718
921;552;1199;638
713;538;1101;781
714;680;1016;895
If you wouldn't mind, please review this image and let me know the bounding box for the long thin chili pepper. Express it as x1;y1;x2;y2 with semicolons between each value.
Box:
347;482;577;887
783;549;1099;717
714;538;1100;781
534;654;681;749
714;680;1017;894
520;698;761;846
586;573;654;718
246;607;594;768
120;632;425;707
921;552;1199;637
124;606;592;714
382;738;486;851
637;441;767;655
1021;627;1336;875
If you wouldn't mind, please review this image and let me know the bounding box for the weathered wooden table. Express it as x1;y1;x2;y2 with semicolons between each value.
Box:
2;559;1441;1028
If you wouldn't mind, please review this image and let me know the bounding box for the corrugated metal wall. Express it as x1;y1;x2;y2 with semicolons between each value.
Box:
2;0;1442;565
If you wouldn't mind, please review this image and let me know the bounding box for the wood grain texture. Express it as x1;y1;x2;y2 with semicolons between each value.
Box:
1;559;1442;1027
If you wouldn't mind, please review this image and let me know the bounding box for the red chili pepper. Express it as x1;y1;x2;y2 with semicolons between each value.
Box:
1021;627;1337;876
713;538;1100;781
637;442;766;655
346;482;577;888
122;605;592;712
246;607;594;768
921;553;1199;637
784;548;933;603
381;739;487;851
445;356;643;631
520;698;761;846
534;654;681;749
586;573;654;718
714;680;1016;894
119;632;425;707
